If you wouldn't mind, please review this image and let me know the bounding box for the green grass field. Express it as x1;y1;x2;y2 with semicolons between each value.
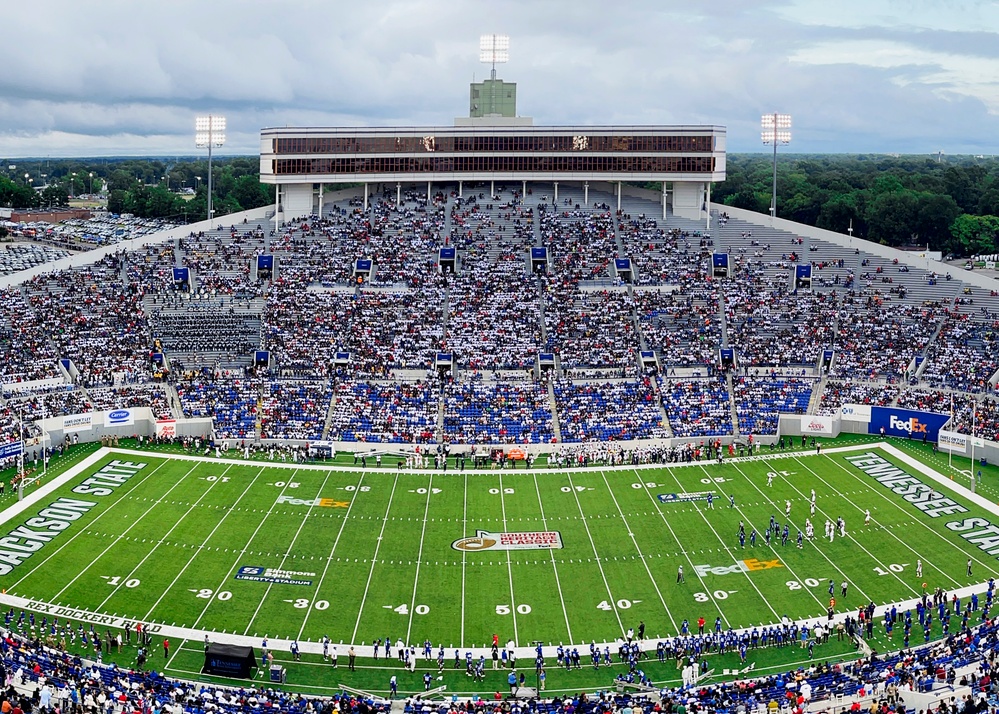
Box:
1;438;997;697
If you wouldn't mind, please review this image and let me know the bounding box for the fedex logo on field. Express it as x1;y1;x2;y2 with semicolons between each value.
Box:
693;558;783;576
889;415;927;434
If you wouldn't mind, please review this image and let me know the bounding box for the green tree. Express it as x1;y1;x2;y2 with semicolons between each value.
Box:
41;183;69;207
866;190;920;246
949;214;999;256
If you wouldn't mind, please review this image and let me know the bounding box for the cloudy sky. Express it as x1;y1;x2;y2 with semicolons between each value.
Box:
2;0;998;157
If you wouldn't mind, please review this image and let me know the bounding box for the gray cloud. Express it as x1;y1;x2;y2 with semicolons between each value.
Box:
1;0;997;156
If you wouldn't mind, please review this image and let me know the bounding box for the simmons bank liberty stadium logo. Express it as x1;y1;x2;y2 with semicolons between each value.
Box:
452;530;563;552
889;414;928;434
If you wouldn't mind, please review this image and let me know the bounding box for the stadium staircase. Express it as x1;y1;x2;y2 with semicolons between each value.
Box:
546;379;563;443
806;375;827;415
724;371;741;438
320;391;339;441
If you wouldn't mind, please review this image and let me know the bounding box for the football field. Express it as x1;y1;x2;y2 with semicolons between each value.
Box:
1;440;997;692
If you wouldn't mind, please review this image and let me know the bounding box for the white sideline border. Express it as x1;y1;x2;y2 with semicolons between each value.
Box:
0;441;996;662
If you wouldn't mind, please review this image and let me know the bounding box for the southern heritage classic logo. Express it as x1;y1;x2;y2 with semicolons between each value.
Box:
451;530;564;552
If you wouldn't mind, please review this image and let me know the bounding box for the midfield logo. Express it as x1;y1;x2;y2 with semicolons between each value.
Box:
452;530;563;552
693;558;783;577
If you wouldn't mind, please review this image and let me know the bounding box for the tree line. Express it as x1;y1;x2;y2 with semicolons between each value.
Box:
1;157;272;223
5;153;999;255
711;154;999;257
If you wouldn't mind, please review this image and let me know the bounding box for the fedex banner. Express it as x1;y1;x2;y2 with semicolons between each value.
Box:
938;429;967;453
868;406;950;441
800;414;836;435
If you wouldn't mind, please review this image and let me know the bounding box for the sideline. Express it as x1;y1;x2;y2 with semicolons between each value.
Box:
0;441;992;663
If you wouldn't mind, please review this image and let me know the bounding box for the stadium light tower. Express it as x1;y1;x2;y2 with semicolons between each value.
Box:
195;115;226;222
761;113;791;224
479;34;509;118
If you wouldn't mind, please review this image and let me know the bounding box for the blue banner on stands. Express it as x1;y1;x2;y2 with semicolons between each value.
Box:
712;253;729;269
257;255;274;270
640;351;655;360
254;351;270;365
615;258;631;271
172;267;189;283
868;406;951;441
0;442;22;459
822;349;834;362
720;348;735;362
436;353;453;363
439;247;456;260
531;247;548;260
795;264;812;280
354;259;372;272
539;353;555;363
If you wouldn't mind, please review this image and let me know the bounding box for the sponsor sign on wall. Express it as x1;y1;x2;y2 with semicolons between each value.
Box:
938;429;967;453
868;406;950;441
63;414;93;433
840;404;872;421
801;414;836;435
104;409;134;427
155;419;176;439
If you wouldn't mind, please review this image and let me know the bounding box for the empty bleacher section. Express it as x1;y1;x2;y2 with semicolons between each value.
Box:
553;378;668;442
442;378;553;444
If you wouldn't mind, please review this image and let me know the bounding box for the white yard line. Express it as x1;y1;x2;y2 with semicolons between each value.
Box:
349;474;400;644
296;472;366;641
91;464;234;614
531;471;573;643
659;467;782;622
5;456;170;591
723;460;873;604
497;473;520;644
564;473;625;637
141;464;264;622
802;451;984;585
244;469;331;635
188;468;297;631
634;471;732;628
47;462;202;604
599;471;678;633
405;474;434;643
460;470;468;647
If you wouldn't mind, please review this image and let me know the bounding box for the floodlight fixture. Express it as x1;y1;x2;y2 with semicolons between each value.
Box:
480;34;509;78
195;115;226;221
761;113;792;224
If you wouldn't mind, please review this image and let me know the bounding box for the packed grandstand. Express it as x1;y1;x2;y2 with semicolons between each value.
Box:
1;183;997;460
1;183;999;713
